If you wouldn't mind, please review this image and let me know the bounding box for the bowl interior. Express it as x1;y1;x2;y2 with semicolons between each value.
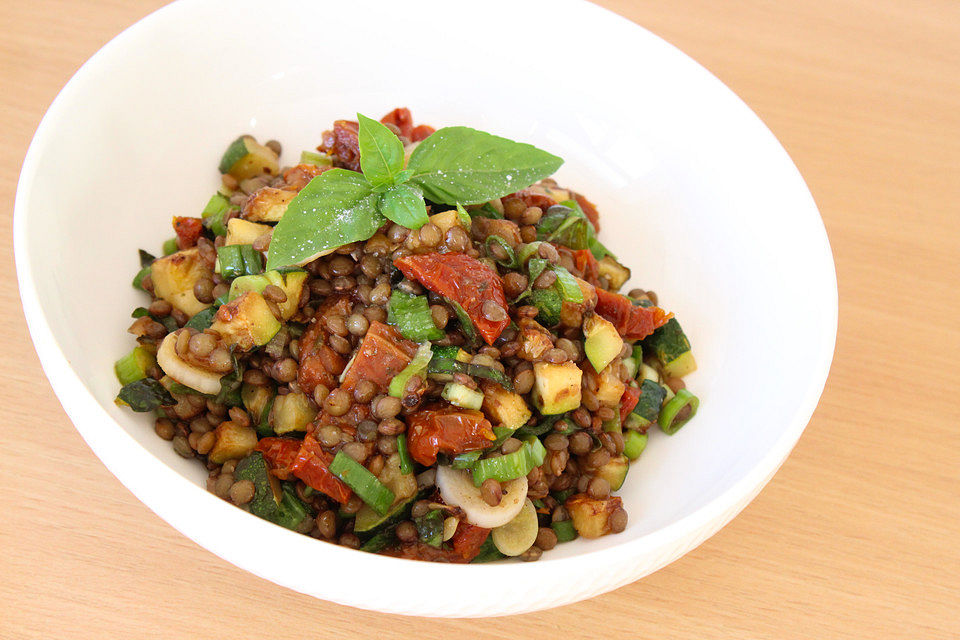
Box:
15;0;836;615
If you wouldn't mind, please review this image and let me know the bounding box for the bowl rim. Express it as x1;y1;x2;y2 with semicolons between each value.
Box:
13;0;838;617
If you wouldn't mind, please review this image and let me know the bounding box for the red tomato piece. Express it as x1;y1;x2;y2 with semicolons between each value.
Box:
173;216;204;250
318;120;360;172
282;163;331;191
379;107;414;139
594;288;672;341
339;321;418;394
382;522;490;563
410;124;435;142
573;192;601;232
256;437;302;480
619;385;641;423
297;294;354;395
393;253;510;345
572;249;601;286
291;433;352;504
406;404;496;466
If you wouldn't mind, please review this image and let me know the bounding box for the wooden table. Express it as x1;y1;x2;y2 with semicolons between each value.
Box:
2;1;957;637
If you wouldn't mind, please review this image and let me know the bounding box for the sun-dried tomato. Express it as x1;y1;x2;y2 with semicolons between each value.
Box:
406;404;496;466
291;433;352;503
619;385;641;423
572;249;601;286
339;321;417;394
319;120;360;171
173;216;204;250
393;252;510;345
282;163;331;191
379;107;414;139
256;437;301;481
410;125;435;142
297;294;354;395
594;288;672;341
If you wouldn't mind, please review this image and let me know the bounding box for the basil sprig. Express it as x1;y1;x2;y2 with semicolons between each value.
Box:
267;114;563;270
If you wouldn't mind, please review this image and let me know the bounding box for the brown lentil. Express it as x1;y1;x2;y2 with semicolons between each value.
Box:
155;418;175;441
513;369;535;394
373;395;402;419
396;521;418;543
430;305;449;330
324;389;351;416
520;206;543;225
543;348;569;364
273;358;299;382
587;476;611;499
339;533;360;549
544;433;569;451
501;437;523;454
316;510;337;538
481;478;503;506
196;431;216;455
357;420;378;443
586;448;611;469
172;435;194;458
609;508;628;533
347;313;369;336
535;527;558;551
262;284;287;303
418;223;442;246
377;435;398;455
229;479;256;505
411;500;431;519
318;425;342;448
533;269;558;289
519;546;543;562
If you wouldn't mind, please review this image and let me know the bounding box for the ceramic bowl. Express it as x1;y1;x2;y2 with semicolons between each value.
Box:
14;0;837;617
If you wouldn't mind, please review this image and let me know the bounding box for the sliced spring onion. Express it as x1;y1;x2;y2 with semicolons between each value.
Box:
216;244;263;280
388;341;434;398
414;509;445;548
397;434;414;475
455;203;472;229
517;242;545;266
430;345;463;361
441;382;484;410
329;451;395;515
387;290;444;342
550;518;578;543
427;355;514;391
484;235;518;269
623;431;648;460
513;257;548;304
162;237;178;256
445;298;479;350
114;346;156;386
471;437;547;487
551;265;583;303
300;150;333;166
659;389;700;435
201;193;233;236
451;450;482;469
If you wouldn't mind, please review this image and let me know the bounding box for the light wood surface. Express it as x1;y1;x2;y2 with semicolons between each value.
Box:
2;1;958;638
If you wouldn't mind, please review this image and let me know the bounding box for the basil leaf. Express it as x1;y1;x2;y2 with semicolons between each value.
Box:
407;126;563;205
138;249;156;268
358;113;405;187
215;354;244;407
266;169;384;270
117;378;175;412
378;183;429;229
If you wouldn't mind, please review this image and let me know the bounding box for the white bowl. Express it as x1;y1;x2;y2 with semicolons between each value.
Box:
14;0;837;617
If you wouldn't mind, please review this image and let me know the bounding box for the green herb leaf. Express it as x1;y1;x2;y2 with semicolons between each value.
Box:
266;169;384;270
407;126;563;205
117;378;175;412
358;113;405;187
378;183;429;229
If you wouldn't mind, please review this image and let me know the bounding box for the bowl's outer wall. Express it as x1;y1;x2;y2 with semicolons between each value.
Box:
15;0;836;617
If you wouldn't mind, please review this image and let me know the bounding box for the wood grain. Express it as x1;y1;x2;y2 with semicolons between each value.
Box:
1;1;957;638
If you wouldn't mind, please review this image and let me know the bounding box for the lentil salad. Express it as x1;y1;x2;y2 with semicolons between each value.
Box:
115;108;699;562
